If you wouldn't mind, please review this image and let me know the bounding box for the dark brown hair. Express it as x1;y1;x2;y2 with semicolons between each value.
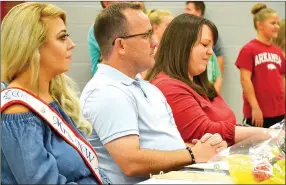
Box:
94;3;141;60
145;14;218;100
186;1;205;16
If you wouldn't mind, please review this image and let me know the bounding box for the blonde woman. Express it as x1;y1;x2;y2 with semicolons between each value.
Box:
273;19;285;57
147;9;173;44
1;2;109;184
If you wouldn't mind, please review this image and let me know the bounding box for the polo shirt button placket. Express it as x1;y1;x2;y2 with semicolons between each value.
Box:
134;81;150;102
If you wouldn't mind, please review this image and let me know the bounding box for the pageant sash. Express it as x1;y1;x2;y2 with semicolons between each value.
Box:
1;88;102;184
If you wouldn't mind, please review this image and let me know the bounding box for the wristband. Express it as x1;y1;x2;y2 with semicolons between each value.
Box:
186;147;196;164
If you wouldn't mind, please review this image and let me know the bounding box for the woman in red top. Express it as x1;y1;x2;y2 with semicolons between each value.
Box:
235;3;285;128
145;14;272;146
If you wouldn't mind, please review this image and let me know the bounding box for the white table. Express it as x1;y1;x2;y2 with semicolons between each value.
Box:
138;160;233;184
138;178;226;184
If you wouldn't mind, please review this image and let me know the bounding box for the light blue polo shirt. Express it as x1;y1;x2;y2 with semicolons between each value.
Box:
80;64;186;184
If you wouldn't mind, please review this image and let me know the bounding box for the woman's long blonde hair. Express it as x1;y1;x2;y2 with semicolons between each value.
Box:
1;2;92;135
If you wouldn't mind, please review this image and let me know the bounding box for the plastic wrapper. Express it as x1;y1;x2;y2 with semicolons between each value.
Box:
205;119;285;184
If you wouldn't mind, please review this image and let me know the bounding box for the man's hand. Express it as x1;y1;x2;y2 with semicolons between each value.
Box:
192;133;228;154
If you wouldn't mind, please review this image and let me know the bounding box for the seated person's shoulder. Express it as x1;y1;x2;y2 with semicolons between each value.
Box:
100;84;133;99
82;84;136;108
2;87;30;114
2;104;30;114
153;76;191;90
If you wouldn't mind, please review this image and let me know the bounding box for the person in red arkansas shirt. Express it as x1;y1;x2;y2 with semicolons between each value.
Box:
145;14;274;147
235;3;285;128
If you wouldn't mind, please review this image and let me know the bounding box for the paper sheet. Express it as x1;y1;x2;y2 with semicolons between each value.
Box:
185;161;229;171
138;179;197;184
138;171;233;184
138;178;227;184
185;147;230;171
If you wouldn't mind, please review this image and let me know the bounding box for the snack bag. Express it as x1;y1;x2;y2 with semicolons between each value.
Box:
206;121;285;184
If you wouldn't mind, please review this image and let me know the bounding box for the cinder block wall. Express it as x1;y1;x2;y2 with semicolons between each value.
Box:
48;1;285;123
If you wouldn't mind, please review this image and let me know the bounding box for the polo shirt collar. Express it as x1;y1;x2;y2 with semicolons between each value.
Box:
97;64;139;86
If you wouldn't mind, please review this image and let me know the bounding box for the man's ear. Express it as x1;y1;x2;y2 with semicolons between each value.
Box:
116;39;126;55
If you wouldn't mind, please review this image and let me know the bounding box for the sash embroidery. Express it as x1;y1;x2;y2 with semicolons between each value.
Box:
1;88;102;184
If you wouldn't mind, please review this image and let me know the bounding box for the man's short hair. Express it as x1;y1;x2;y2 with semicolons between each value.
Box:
186;1;205;16
94;3;142;59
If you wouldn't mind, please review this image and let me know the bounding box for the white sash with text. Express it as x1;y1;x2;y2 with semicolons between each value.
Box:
1;88;102;184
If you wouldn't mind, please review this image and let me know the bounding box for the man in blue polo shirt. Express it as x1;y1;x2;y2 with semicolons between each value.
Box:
80;3;227;184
